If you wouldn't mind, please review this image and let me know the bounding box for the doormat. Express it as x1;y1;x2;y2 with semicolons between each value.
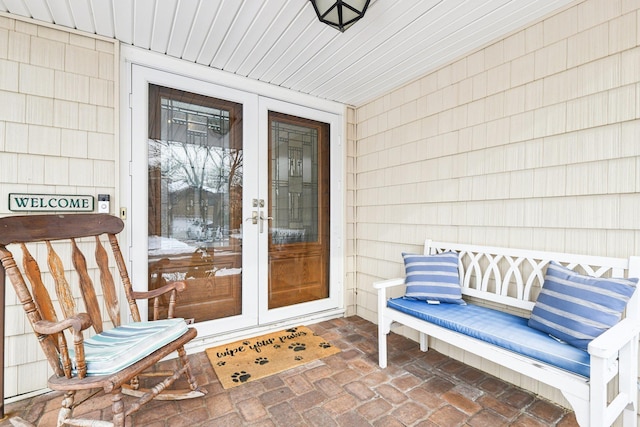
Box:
205;326;340;389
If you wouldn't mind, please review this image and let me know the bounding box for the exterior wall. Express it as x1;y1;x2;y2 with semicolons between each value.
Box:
345;106;357;316
355;0;640;407
0;16;117;397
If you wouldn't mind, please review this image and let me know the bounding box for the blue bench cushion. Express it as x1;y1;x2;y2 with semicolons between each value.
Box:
70;318;189;376
387;297;590;377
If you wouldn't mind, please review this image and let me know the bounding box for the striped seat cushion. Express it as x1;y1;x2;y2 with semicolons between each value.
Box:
403;252;464;304
69;318;189;376
528;262;637;351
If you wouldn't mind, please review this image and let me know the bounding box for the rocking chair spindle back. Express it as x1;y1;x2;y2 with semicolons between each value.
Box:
0;213;206;427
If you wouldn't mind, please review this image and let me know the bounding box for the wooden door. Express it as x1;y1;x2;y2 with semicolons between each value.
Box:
267;112;330;309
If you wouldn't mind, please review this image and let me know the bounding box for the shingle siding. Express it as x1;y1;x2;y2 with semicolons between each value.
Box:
0;16;116;397
353;0;640;409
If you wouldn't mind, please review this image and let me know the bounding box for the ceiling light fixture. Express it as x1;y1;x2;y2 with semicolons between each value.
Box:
310;0;371;32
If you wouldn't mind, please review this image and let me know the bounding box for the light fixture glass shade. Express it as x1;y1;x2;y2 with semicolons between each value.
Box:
310;0;371;32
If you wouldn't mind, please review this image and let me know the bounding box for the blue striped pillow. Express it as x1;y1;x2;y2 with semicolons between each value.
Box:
403;252;464;304
528;261;637;351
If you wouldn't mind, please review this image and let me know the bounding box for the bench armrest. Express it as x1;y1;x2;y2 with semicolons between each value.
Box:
588;317;640;359
372;277;405;290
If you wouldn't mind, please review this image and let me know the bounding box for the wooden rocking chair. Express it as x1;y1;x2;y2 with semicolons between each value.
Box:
0;214;207;427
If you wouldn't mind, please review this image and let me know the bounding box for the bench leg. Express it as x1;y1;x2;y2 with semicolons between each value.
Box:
561;390;589;427
620;338;638;427
587;341;639;427
419;332;429;352
377;316;393;369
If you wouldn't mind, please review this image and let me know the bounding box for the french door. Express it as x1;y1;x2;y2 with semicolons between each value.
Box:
128;65;342;338
258;98;339;324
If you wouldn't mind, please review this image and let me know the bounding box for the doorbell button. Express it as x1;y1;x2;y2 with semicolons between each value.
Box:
98;194;110;213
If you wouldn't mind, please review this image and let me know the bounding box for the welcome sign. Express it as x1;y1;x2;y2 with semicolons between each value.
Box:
9;193;94;212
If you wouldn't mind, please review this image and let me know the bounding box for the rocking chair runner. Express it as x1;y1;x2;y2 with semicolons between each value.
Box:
0;214;206;427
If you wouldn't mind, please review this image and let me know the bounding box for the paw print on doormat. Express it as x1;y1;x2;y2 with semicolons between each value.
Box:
294;355;304;361
255;357;269;365
231;371;251;383
217;361;226;366
319;342;332;349
289;342;306;352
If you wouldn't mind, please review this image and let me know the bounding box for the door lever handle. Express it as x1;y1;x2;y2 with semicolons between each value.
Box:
245;211;258;224
259;212;273;234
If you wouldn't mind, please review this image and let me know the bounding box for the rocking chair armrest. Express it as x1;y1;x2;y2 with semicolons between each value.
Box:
33;313;93;335
132;280;188;300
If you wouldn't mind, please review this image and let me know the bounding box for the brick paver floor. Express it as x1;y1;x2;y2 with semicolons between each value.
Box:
1;316;579;426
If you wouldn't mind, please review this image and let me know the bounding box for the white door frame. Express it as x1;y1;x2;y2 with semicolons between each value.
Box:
120;47;345;349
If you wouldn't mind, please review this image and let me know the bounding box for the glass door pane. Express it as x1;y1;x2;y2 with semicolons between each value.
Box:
147;85;243;323
268;112;330;309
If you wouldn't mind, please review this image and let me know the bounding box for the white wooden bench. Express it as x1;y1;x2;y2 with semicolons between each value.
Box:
374;239;640;427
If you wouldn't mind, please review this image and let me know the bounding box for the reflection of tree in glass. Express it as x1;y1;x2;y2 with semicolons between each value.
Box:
149;138;242;240
148;139;229;191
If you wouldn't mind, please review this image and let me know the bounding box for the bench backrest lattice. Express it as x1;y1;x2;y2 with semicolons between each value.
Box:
429;240;631;312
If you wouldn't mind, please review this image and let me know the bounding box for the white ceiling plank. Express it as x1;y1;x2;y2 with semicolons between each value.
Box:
23;0;52;21
233;0;306;77
246;8;318;82
259;3;336;84
165;0;199;58
312;0;569;104
3;0;31;16
218;1;287;73
90;0;113;37
326;1;477;87
6;0;576;106
180;0;220;62
68;0;95;32
209;1;265;69
325;1;495;102
267;26;337;86
149;0;177;53
44;0;75;29
112;0;133;45
336;0;574;105
132;0;154;48
289;0;441;93
379;9;533;95
195;0;241;65
312;0;498;100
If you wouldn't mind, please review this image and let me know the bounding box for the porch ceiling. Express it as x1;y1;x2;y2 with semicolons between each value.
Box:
1;0;575;107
